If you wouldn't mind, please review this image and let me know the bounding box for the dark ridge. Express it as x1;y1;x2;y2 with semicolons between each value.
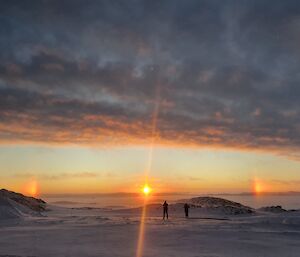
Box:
0;189;46;212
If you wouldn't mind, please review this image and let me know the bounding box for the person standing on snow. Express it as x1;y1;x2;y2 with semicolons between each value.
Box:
163;200;169;220
184;203;190;218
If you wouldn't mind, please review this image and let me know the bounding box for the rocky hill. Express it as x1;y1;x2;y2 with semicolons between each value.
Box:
179;196;254;215
0;189;46;219
258;205;287;213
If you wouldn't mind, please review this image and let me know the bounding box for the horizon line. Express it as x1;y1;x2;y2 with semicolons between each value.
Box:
40;191;300;197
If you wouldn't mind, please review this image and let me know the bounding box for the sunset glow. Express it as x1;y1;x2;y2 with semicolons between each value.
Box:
254;182;262;195
0;0;299;196
142;185;151;195
252;178;271;195
24;180;39;197
1;2;300;257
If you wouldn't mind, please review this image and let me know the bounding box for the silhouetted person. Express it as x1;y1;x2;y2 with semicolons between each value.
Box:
184;203;190;218
163;200;168;220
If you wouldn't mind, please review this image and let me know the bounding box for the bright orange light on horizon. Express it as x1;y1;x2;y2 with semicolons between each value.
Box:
24;180;39;197
253;178;268;195
142;184;151;195
254;182;262;194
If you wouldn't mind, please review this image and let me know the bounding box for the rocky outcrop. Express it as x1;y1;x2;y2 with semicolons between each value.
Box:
180;196;254;215
0;189;46;219
258;206;287;213
0;189;46;212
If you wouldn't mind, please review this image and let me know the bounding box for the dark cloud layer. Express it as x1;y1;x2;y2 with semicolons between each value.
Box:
0;0;299;157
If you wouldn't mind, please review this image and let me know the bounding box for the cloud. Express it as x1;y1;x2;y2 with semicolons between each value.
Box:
0;0;300;158
12;172;98;180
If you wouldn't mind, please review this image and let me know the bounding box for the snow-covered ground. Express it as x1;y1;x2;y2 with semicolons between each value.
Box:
0;194;300;257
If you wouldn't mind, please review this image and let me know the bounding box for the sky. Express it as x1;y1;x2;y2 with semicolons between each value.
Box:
0;0;299;195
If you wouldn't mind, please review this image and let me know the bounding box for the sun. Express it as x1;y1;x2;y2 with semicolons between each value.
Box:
142;184;151;195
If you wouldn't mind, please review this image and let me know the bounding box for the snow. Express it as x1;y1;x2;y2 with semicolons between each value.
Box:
0;192;300;257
